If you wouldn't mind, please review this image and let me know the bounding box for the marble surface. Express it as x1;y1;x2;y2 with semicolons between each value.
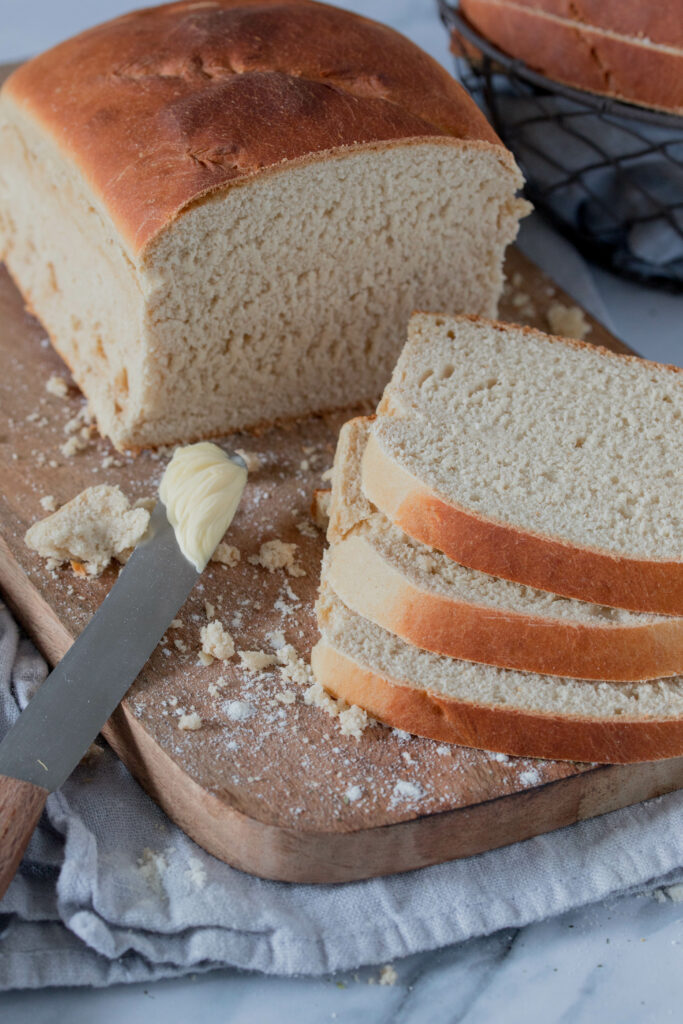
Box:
3;0;683;1018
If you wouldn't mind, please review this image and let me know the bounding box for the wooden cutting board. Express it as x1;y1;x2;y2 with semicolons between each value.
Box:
2;246;682;882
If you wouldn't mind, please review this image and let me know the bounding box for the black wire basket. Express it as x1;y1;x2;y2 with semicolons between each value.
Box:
438;0;683;291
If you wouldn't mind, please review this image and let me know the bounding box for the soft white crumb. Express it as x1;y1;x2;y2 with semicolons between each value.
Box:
45;374;69;398
200;620;235;662
177;712;202;731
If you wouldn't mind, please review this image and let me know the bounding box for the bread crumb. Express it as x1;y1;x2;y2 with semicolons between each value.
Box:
60;429;90;457
200;620;235;662
204;600;215;620
277;644;315;687
276;644;368;738
173;638;188;653
249;539;306;577
39;495;57;513
379;965;398;986
320;467;333;482
310;489;331;531
238;650;279;672
296;518;318;539
435;744;451;756
169;619;183;629
185;856;207;889
63;406;91;435
207;676;228;698
25;484;149;575
344;784;363;803
547;302;590;340
45;374;69;398
178;712;202;731
665;883;683;902
137;848;167;894
234;448;261;473
211;542;240;567
274;689;297;705
339;704;369;741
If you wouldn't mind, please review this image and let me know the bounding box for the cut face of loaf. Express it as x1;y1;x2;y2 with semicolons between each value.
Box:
326;417;683;681
363;314;683;614
312;585;683;763
0;0;528;450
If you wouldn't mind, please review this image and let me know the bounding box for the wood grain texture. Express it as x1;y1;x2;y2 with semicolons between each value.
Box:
0;774;48;898
1;220;681;880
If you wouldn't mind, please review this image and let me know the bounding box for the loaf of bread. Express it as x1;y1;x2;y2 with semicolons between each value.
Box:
312;584;683;763
457;0;683;114
362;314;683;615
326;417;683;681
0;0;528;450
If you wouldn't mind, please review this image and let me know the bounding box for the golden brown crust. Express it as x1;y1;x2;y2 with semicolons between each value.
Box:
2;0;510;255
458;0;683;115
312;641;683;763
362;432;683;616
364;315;683;616
327;534;683;681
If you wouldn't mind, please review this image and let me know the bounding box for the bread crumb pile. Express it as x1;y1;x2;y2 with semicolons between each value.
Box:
24;484;150;575
276;644;369;740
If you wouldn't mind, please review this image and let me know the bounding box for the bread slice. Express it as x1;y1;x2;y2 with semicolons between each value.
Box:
459;0;683;115
326;417;683;681
362;314;683;615
0;0;528;450
312;585;683;763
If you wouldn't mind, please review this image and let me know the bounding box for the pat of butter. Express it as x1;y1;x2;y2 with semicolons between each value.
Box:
159;442;247;572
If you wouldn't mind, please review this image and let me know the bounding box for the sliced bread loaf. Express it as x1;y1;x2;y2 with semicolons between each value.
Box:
0;1;528;450
312;585;683;763
327;417;683;680
362;314;683;614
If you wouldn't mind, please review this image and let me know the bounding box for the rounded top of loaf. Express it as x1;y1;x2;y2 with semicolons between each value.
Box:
2;0;515;255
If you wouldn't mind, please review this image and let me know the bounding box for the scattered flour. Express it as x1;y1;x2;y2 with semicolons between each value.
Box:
389;779;426;808
224;700;256;722
344;785;363;803
518;767;541;787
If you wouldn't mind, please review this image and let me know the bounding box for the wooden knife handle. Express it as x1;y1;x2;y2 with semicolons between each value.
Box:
0;774;48;900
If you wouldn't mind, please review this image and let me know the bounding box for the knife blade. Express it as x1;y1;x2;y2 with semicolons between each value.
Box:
0;500;199;790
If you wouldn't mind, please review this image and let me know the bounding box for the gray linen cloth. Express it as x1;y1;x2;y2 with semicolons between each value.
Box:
1;604;682;990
